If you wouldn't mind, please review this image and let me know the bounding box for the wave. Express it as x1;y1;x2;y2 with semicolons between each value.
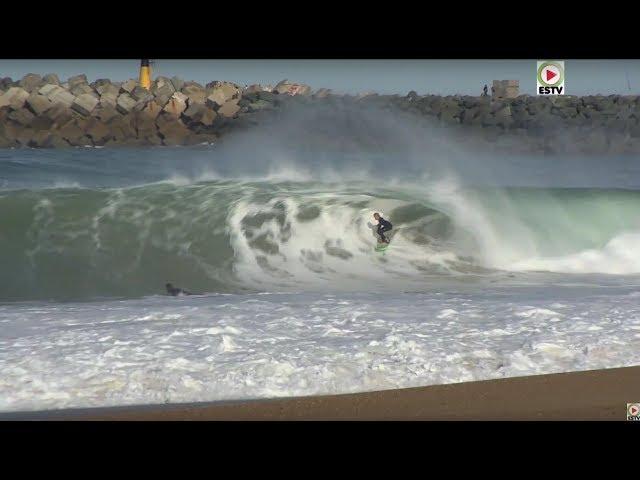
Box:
1;178;640;301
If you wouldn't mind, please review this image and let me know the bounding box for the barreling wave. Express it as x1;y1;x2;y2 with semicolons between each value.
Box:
2;178;640;301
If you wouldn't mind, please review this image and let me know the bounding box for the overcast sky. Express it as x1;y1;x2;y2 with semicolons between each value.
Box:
1;59;639;96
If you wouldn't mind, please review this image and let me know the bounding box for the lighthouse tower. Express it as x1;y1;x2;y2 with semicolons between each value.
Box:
139;59;152;90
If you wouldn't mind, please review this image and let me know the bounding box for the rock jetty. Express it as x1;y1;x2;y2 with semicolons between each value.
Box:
1;73;639;154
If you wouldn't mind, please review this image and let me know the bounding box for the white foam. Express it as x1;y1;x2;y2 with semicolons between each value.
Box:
1;287;639;413
508;232;640;274
227;193;463;292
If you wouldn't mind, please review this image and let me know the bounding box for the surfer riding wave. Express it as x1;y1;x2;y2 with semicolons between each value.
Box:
374;212;393;244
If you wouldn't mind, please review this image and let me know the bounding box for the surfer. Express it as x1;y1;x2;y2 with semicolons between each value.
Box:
166;283;193;296
373;212;392;244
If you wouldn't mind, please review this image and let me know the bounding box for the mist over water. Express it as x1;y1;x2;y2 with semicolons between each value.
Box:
3;103;640;412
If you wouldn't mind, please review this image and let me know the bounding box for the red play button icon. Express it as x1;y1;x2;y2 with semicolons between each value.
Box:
538;62;563;87
632;406;639;415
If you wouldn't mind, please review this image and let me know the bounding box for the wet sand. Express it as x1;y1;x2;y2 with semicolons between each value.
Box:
3;366;639;420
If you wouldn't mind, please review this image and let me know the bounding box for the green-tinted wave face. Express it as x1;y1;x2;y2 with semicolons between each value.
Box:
2;180;640;302
0;183;241;301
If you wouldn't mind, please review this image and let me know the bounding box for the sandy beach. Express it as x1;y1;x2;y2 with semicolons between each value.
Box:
2;365;638;421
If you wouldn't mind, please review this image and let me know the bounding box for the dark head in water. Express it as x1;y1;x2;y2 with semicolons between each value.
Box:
373;212;380;221
166;283;192;296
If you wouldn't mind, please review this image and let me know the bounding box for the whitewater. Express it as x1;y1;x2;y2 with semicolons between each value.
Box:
2;111;640;411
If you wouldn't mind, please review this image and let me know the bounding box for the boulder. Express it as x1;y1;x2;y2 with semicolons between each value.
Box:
8;108;36;126
25;93;53;115
159;125;190;145
42;134;71;148
71;83;98;98
406;90;418;101
140;100;162;120
206;80;241;98
109;115;137;141
0;77;14;90
0;87;30;109
91;78;112;90
170;77;185;92
84;118;112;144
155;112;177;130
439;107;459;125
182;103;216;126
16;128;36;146
97;83;119;97
120;79;137;94
247;99;273;112
274;79;312;96
38;84;61;97
0;135;13;148
71;93;99;116
45;103;73;126
94;105;120;123
162;92;188;116
182;84;207;104
156;113;190;145
313;88;332;99
151;79;176;107
243;84;265;95
205;89;228;110
357;92;378;101
153;90;174;108
116;93;137;115
460;107;479;125
182;80;204;90
49;88;76;108
19;73;43;93
99;91;118;108
217;99;240;118
199;107;218;127
67;74;88;89
142;133;164;146
240;92;259;104
132;98;153;113
1;122;20;143
134;113;158;139
131;85;153;102
511;108;532;127
29;130;52;147
151;76;174;93
257;91;277;102
493;105;514;128
77;136;95;147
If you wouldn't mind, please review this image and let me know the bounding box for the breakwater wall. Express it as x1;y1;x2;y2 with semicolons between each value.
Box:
1;73;639;154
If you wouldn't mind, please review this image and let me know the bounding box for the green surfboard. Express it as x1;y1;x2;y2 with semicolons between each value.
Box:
375;242;389;252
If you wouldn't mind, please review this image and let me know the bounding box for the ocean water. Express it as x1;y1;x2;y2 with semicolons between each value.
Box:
1;141;640;412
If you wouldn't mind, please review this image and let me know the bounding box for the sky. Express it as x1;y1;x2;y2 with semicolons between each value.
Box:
1;60;639;96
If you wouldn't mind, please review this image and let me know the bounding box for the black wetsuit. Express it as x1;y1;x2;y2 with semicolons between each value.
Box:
166;285;192;296
377;217;393;243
